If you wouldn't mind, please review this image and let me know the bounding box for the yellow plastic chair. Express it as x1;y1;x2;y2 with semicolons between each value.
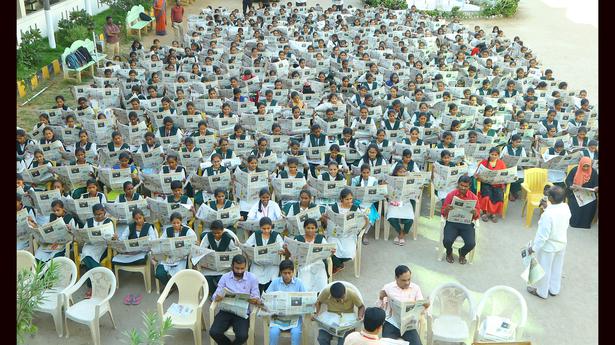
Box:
520;168;552;228
476;181;512;219
157;269;208;345
73;218;116;277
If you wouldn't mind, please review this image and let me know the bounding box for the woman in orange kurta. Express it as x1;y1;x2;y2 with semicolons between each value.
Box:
154;0;167;35
476;147;507;223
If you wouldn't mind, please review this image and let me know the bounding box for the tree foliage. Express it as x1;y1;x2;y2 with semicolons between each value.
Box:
481;0;519;17
17;28;45;70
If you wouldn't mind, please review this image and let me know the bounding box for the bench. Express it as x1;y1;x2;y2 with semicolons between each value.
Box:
60;39;107;83
126;5;154;39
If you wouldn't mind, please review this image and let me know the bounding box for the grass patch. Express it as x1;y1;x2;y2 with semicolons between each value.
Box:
18;78;81;129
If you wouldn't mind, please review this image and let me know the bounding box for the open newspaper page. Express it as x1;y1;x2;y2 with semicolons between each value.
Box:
188;170;232;194
389;297;429;334
350;184;388;204
325;208;366;237
271;178;306;201
63;196;98;223
146;197;193;224
432;163;468;192
26;141;64;162
30;217;73;246
384;174;426;202
29;189;62;216
195;203;241;227
141;171;185;194
110;237;151;253
22;164;54;185
446;196;477;225
237;219;286;233
234;169;269;201
104;199;150;223
260;291;318;330
350;164;387;181
285;206;323;236
190;246;242;272
540;151;582;170
501;155;539;169
521;256;545;286
98;168;132;190
51;164;92;189
133;147;165;169
240;243;282;266
475;165;518;184
572;187;596;207
150;235;196;264
17;208;31;242
307;175;347;199
284;237;336;267
75;221;115;244
219;287;251;319
315;311;362;337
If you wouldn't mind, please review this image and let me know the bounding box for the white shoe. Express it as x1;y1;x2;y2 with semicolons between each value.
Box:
393;237;400;245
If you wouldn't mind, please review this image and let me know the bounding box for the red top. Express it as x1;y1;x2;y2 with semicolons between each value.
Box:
478;158;507;188
171;6;184;23
441;188;480;220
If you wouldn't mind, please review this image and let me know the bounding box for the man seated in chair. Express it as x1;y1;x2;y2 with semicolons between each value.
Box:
265;259;307;345
210;254;261;345
376;265;430;345
343;307;387;345
441;175;480;265
313;282;366;345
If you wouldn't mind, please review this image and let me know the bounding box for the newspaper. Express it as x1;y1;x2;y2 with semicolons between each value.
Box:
231;138;254;157
219;287;251;319
306;146;329;162
109;237;151;253
104;199;150;223
146;197;193;224
141;171;185;194
475;165;518;184
191;247;242;272
315;311;361;337
176;150;204;174
50;126;79;146
188;171;232;194
29;189;62;215
427;147;465;164
432;163;468;191
51;164;92;189
285;206;323;236
17;208;31;241
314;117;345;137
240;113;274;133
501;155;539;168
541;152;582;170
350;184;388;203
97;149;125;168
339;145;362;162
463;143;494;161
307;175;347;199
167;303;195;318
572;187;596;207
30;218;73;245
261;291;318;317
195;204;241;227
237;219;286;233
22;164;54;185
234;169;269;200
284;237;336;267
150;235;196;263
26;141;65;162
389;297;429;334
521;256;545;286
75;221;115;244
207;117;237;136
480;315;516;342
259;134;291;154
271;178;306;200
133;147;165;169
240;242;282;266
384;175;424;202
392;144;427;164
325;208;366;237
158;134;182;150
63;196;99;223
446;196;477;225
98;168;133;190
192;135;217;155
118;122;148;146
279;117;311;135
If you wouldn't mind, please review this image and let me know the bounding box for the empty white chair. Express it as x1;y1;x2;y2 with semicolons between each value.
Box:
436;216;480;264
157;269;208;345
35;257;78;337
474;285;528;342
63;267;117;345
426;282;475;345
17;250;36;275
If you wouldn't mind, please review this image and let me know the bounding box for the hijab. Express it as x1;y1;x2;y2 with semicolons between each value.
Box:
573;156;593;186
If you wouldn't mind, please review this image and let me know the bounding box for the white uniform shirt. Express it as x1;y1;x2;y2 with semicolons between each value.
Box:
532;203;571;253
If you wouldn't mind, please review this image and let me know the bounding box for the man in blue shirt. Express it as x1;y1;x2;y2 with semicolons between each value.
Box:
265;260;307;345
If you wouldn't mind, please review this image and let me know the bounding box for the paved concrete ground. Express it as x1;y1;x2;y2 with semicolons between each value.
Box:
26;1;598;344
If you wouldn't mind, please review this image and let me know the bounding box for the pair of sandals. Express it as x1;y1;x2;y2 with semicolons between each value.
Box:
446;254;467;264
393;237;406;246
481;213;499;223
123;293;144;305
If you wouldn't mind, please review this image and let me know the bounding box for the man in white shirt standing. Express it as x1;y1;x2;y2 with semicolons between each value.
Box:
527;186;571;299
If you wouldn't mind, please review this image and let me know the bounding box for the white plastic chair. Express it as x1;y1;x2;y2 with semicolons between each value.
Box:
262;312;310;345
381;194;423;241
474;286;528;342
436;216;480;264
309;281;365;343
114;252;152;293
17;250;36;275
35;257;78;337
157;269;208;345
209;297;258;345
426;282;475;345
63;267;117;345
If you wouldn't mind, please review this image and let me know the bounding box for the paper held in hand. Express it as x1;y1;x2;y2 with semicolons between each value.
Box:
307;175;347;200
520;256;545;286
146;197;193;224
350;184;388;203
188;170;232;194
238;219;286;233
271;178;306;200
389;297;429;334
284;237;336;267
240;243;282;266
446;196;477;225
141;171;185;194
29;189;62;215
572;187;596;207
315;311;362;337
191;247;242;272
285;206;323;236
325;208;366;237
501;155;539;168
63;196;98;223
195;204;241;227
17;209;31;242
104;199;150;223
261;291;317;319
133;147;165;169
75;221;115;244
30;217;73;245
150;235;196;264
384;174;426;202
98;168;132;190
109;237;151;253
475;165;518;184
432;163;468;192
219;287;251;319
51;164;92;189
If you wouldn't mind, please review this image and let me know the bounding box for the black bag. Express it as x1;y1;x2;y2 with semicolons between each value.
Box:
76;46;93;62
139;12;152;21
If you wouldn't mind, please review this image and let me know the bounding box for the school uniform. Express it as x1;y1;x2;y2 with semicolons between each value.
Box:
326;203;365;268
137;142;163;154
294;234;329;292
245;230;284;290
81;192;107;204
351;117;377;138
436;142;456;149
155;225;197;286
246;201;283;222
303;133;329;177
199;231;238;292
250;149;273;159
106;142;131;152
116;192;141;202
238;167;265;214
112;222;158;265
17;139;35;172
73;141;97;154
570;137;587;148
80;217;114;275
583;149;598;160
194;166;228;207
158;126;181;137
34;213;76;262
278;170;305;179
539;119;562;134
401;138;424;146
382;120;402;130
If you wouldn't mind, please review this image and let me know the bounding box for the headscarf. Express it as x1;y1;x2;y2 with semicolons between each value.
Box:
573;156;593;186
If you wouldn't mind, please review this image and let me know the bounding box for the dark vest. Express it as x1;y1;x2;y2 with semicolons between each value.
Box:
128;223;153;239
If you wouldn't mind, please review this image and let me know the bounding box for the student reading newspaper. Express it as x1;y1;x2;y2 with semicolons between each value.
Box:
313;282;366;345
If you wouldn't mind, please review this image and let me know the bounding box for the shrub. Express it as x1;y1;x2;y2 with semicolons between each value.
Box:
17;28;45;70
364;0;408;10
57;9;94;47
57;25;91;47
124;312;173;345
481;0;519;17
